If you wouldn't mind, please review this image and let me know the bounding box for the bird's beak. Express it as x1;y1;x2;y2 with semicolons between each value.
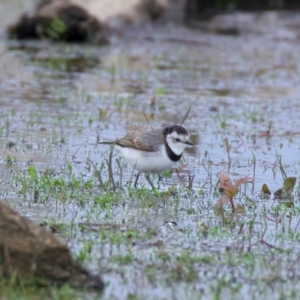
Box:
184;140;194;146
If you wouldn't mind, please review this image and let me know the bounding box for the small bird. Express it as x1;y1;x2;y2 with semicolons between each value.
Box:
99;124;193;189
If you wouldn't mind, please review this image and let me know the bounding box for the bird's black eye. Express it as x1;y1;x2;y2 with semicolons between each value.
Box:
175;138;180;142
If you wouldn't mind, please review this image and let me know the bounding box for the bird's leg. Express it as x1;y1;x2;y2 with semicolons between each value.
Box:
134;173;140;188
145;173;155;190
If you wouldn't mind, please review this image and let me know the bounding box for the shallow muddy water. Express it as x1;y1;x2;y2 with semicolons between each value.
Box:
1;1;300;300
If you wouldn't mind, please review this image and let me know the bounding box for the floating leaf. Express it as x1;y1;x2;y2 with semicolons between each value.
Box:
274;177;296;199
261;183;271;195
283;177;296;195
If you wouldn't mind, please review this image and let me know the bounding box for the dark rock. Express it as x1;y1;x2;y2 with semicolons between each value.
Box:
0;201;104;291
8;1;108;44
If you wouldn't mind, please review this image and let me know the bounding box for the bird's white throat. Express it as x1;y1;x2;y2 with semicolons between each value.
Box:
166;132;190;156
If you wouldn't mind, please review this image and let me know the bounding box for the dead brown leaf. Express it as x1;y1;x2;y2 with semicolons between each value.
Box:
215;196;230;209
217;172;253;211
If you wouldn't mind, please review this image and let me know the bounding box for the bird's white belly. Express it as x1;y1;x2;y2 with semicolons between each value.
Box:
115;145;175;173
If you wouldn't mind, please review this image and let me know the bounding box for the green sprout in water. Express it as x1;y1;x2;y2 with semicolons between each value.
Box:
45;18;68;40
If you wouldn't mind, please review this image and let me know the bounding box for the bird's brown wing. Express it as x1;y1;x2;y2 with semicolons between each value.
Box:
133;129;164;152
114;135;137;148
100;129;164;152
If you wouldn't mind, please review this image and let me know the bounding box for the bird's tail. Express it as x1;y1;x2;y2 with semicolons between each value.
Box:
98;141;113;145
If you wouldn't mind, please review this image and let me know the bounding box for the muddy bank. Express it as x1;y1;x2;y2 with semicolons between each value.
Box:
7;0;170;43
8;1;108;44
0;201;104;291
7;0;300;44
185;0;300;21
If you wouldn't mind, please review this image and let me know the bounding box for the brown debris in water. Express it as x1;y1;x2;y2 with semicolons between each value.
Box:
0;201;104;291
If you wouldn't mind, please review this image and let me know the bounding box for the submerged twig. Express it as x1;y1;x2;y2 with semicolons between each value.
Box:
248;215;284;252
143;112;154;130
116;158;124;188
277;154;287;180
224;137;231;170
289;251;300;272
187;171;195;189
72;147;81;164
263;214;282;224
95;127;100;144
107;145;116;191
87;158;104;188
252;151;256;193
180;104;191;125
175;168;186;185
